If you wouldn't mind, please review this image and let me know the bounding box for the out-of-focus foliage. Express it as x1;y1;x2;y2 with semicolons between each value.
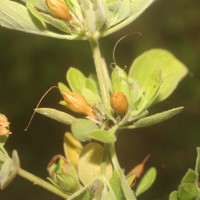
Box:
0;0;199;199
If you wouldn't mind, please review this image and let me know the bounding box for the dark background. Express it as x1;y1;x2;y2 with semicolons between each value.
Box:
0;0;200;199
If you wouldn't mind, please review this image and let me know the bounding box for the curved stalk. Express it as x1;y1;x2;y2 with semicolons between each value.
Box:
18;168;69;199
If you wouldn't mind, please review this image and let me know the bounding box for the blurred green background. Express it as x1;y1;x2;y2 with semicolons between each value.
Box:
0;0;200;199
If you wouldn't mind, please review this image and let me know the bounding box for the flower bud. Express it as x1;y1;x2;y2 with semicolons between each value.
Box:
47;155;80;192
56;173;79;192
62;91;95;118
45;0;72;21
110;92;128;115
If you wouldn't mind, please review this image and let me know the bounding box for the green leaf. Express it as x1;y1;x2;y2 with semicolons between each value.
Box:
103;0;155;36
132;107;184;129
26;2;46;28
129;49;188;103
35;108;75;125
181;169;197;184
0;1;43;30
85;78;97;94
40;12;72;33
128;78;142;107
0;0;77;40
89;129;116;143
67;68;86;93
87;74;100;95
82;75;102;108
71;119;98;142
21;0;49;12
136;167;157;196
58;82;70;92
80;0;96;33
136;72;162;112
169;191;178;200
109;170;126;200
80;87;101;108
0;150;20;190
111;66;130;94
178;183;198;200
78;143;103;185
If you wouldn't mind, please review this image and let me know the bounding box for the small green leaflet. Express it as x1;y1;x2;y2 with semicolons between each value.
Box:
136;167;157;196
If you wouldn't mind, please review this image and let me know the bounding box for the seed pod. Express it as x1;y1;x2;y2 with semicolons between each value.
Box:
110;92;128;115
62;91;95;118
45;0;72;21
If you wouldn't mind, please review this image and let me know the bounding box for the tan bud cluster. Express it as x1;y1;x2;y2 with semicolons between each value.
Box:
45;0;72;21
110;92;128;115
62;91;95;118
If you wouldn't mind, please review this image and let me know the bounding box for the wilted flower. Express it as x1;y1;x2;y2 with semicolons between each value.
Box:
62;91;96;118
0;0;155;40
0;114;11;136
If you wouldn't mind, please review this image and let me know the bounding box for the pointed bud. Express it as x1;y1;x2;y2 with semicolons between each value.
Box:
110;92;128;115
45;0;72;21
126;155;151;186
62;91;95;118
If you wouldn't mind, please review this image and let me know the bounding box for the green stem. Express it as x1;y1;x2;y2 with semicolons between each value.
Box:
89;39;111;112
18;168;69;199
109;143;121;173
109;143;137;200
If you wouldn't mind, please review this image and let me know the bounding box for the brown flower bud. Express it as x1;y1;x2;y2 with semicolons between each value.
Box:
45;0;72;21
62;91;95;118
110;92;128;115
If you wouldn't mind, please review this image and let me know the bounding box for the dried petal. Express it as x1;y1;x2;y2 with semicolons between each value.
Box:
0;114;11;136
47;154;68;168
126;155;151;187
128;155;151;178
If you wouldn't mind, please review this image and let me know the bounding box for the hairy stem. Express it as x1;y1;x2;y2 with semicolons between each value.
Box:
89;39;111;112
18;168;69;199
